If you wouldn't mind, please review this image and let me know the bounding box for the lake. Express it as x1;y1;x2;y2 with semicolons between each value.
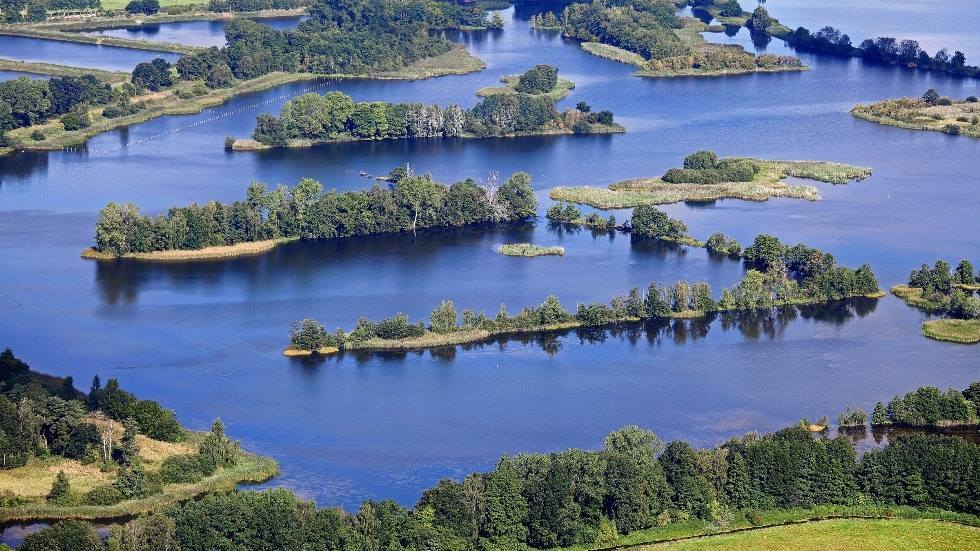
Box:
0;7;978;514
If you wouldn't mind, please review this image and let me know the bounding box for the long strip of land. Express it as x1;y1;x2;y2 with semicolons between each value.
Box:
852;97;980;138
0;58;129;83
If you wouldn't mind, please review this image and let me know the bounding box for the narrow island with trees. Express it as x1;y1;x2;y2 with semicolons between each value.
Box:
549;150;872;208
475;64;576;101
892;259;980;344
496;243;564;257
852;89;980;138
284;230;882;356
0;0;490;154
0;349;277;524
233;77;621;150
82;171;538;260
561;0;805;78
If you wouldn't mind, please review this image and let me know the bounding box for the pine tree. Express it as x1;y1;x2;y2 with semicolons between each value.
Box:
724;451;750;509
47;470;71;504
120;417;140;467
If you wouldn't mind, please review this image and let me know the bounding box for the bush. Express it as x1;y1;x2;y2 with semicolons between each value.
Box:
159;454;206;484
967;96;978;103
61;104;91;131
943;124;961;135
596;110;614;125
126;0;160;14
85;484;125;506
745;510;765;526
31;130;45;141
683;150;718;170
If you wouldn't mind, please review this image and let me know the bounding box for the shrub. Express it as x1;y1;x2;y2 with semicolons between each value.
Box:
85;484;125;506
159;454;206;484
967;96;978;103
47;471;72;504
572;120;592;134
922;88;941;105
745;510;765;526
685;150;718;169
61;104;91;131
943;124;961;135
126;0;160;14
596;110;614;125
31;130;45;141
575;101;591;113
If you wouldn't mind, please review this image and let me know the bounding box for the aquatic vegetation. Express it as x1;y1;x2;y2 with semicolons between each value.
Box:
497;243;565;257
922;319;980;344
852;93;980;138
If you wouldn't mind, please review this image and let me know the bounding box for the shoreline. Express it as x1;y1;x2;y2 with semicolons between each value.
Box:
4;45;486;155
0;453;278;524
230;122;624;151
0;58;129;83
81;237;295;262
283;293;883;357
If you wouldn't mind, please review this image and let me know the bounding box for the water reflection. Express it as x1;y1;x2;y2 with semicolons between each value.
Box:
292;300;878;365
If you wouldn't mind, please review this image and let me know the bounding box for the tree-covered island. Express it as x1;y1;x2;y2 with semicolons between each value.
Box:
560;0;805;78
234;74;621;149
83;171;539;260
550;150;872;208
475;64;577;101
892;259;980;344
286;228;882;356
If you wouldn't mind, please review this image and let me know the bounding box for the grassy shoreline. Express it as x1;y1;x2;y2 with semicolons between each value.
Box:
550;159;871;208
5;45;485;155
39;8;308;32
476;74;576;100
82;237;295;261
0;25;201;54
0;58;129;83
0;453;278;524
922;319;980;344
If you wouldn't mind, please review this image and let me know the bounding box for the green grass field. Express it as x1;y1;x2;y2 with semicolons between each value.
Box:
641;518;980;550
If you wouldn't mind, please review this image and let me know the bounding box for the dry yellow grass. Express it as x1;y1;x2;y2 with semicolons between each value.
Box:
0;458;111;498
852;98;980;138
922;319;980;344
81;238;294;262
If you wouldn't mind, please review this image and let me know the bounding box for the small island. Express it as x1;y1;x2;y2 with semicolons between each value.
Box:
852;89;980;138
0;349;277;524
892;259;980;344
83;171;539;260
476;65;576;101
497;243;565;257
561;0;805;78
285;233;881;356
233;82;622;150
550;150;871;208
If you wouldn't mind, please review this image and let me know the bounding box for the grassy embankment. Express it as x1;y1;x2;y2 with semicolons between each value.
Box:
42;8;308;31
557;505;980;551
0;58;129;83
7;44;485;155
476;74;576;100
578;17;806;78
550;160;871;208
99;0;199;8
497;243;565;257
851;98;980;138
0;24;201;54
891;284;980;344
0;430;278;523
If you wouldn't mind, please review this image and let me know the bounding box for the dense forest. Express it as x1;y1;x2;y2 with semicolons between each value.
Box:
92;171;537;255
250;85;617;145
18;417;980;550
289;220;881;352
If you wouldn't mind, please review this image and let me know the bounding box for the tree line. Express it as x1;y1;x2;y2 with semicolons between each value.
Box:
562;0;686;61
869;381;980;429
20;419;980;550
93;171;537;256
251;87;616;145
744;6;980;78
1;0;98;22
289;225;880;352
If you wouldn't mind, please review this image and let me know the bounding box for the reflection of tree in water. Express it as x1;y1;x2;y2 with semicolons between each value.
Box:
724;25;740;37
750;30;772;50
0;150;50;180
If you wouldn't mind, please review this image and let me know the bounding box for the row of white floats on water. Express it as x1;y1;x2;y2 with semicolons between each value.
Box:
78;79;337;155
